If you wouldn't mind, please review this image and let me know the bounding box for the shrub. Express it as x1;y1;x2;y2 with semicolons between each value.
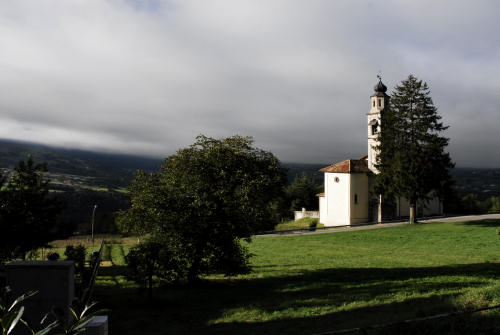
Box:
64;245;89;298
126;239;187;299
0;287;58;335
64;245;86;274
275;217;323;231
47;252;60;261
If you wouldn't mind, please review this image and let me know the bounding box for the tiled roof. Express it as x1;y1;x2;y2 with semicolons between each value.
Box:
319;158;371;174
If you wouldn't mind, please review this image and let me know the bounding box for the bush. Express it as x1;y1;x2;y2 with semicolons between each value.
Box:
126;239;187;299
64;245;86;274
64;245;89;298
47;252;60;261
309;219;318;231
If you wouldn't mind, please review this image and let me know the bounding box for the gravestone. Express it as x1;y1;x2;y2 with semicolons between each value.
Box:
86;315;109;335
6;261;74;334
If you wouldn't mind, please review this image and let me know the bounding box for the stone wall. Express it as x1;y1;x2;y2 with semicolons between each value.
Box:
294;207;320;221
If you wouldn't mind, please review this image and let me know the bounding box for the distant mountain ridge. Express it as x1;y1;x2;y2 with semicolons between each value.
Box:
0;138;162;188
0;138;499;198
0;138;330;187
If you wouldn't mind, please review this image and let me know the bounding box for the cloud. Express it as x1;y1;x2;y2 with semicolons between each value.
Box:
0;0;498;166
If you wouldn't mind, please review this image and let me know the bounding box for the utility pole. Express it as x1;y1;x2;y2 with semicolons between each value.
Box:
91;204;98;251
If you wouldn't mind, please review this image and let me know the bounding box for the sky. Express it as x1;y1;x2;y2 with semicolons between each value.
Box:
0;0;499;167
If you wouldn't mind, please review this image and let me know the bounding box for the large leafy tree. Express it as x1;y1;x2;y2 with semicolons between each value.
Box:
375;75;454;223
118;135;286;282
0;156;62;263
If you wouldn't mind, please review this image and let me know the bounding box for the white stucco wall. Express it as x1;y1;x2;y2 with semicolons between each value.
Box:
294;209;320;221
350;173;370;224
320;173;351;226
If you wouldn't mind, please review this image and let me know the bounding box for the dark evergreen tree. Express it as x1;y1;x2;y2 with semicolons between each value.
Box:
375;75;454;223
0;156;62;262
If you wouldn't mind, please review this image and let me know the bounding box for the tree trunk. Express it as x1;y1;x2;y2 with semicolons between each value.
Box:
188;257;200;284
148;270;153;300
409;203;417;224
377;194;383;223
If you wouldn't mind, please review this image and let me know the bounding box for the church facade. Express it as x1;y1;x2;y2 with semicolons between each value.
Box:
318;79;443;226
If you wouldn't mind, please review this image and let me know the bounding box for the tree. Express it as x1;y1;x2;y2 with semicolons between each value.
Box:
0;156;62;263
375;75;454;224
489;196;500;213
0;173;11;264
285;174;320;212
117;135;286;282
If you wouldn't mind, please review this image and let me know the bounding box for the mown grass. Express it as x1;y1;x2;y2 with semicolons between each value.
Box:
90;220;500;334
40;235;136;263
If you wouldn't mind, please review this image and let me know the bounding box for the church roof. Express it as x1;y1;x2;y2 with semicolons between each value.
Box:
319;159;371;174
371;78;389;98
373;79;387;93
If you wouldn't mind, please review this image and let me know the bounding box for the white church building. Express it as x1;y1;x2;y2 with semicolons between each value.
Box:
318;79;443;226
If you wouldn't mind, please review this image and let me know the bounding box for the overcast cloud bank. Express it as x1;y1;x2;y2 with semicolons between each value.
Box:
0;0;499;167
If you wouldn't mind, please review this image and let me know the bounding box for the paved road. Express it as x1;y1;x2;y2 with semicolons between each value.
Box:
421;213;500;223
255;213;500;238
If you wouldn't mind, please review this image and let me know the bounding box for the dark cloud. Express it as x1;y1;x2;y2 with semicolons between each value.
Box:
0;0;498;167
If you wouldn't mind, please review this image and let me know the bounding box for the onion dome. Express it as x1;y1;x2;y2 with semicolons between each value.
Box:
374;79;387;93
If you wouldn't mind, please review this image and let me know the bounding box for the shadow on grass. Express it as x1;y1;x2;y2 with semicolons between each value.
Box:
206;297;500;335
94;262;500;335
98;265;128;277
461;219;500;227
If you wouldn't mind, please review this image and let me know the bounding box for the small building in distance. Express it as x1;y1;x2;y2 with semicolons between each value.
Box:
318;78;442;226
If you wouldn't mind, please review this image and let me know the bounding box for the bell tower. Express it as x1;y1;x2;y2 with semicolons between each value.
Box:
367;76;389;172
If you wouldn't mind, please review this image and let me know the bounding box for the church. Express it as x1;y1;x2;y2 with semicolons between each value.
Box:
317;79;443;226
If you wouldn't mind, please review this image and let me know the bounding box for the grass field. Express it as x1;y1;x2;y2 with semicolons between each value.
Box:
79;220;500;334
274;217;324;231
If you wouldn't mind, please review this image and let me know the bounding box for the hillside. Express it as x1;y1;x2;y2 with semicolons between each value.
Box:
1;138;499;197
0;138;161;189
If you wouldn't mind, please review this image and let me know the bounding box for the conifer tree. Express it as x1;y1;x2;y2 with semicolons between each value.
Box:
375;75;454;223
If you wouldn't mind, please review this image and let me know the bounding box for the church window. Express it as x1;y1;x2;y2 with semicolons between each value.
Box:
372;100;375;107
378;99;382;107
334;177;340;183
354;194;358;204
371;122;378;135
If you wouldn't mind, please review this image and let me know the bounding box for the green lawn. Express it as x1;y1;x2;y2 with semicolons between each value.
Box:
274;217;324;231
91;220;500;334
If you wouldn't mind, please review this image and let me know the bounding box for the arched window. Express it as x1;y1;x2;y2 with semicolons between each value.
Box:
354;194;358;204
369;119;379;135
372;100;375;107
378;99;382;107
